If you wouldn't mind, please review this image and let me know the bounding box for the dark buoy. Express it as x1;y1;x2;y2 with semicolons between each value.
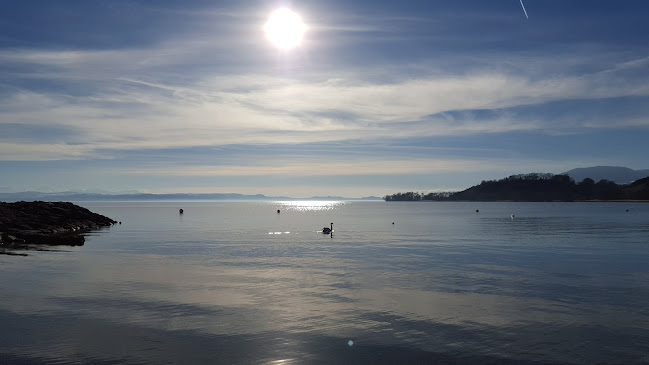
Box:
277;209;280;214
179;209;184;214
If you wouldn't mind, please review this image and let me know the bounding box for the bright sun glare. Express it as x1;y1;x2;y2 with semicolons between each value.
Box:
264;8;306;50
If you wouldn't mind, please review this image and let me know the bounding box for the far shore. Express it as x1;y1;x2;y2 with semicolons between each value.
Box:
577;200;649;203
388;200;649;203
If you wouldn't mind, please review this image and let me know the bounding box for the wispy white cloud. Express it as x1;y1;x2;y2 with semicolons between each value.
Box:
2;51;648;161
0;142;92;161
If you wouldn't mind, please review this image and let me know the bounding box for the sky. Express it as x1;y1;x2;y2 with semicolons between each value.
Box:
1;0;648;198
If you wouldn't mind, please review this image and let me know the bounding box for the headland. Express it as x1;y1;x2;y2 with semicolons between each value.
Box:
0;201;116;251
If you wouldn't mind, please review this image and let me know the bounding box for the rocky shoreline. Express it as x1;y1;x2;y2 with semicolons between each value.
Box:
0;201;116;250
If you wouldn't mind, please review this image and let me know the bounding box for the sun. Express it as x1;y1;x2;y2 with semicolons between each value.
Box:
264;8;306;50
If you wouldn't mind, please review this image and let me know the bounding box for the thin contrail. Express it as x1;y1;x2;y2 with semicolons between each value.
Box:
519;0;529;19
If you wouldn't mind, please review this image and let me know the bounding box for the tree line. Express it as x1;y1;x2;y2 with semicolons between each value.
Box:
384;173;649;202
384;191;456;201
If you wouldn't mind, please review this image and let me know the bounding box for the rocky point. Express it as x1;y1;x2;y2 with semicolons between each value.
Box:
0;201;116;250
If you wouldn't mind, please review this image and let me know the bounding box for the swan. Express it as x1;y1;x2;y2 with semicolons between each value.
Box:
322;222;333;234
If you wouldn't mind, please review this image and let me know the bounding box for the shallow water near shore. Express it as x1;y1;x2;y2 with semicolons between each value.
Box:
2;201;649;364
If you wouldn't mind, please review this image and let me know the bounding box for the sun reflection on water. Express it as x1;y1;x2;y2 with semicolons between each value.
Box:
273;200;347;212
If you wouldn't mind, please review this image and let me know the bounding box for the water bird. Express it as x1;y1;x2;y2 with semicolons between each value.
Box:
476;209;479;213
277;209;280;214
179;209;184;214
511;214;515;219
322;223;333;234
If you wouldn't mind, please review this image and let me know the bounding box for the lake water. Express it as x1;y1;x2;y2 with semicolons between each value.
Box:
2;201;649;364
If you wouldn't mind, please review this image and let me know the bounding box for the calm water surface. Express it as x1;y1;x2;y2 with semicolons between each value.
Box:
2;201;649;364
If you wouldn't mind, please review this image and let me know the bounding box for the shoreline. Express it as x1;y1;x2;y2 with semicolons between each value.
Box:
0;201;117;252
385;200;649;203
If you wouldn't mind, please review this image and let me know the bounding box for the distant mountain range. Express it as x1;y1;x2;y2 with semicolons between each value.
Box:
562;166;649;184
0;191;383;202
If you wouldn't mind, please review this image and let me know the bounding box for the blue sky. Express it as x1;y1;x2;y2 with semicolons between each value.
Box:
1;0;648;197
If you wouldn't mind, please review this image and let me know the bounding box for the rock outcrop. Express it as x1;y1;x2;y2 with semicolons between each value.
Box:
0;201;116;249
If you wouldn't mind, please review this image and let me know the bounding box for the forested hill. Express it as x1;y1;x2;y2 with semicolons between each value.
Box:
384;173;649;202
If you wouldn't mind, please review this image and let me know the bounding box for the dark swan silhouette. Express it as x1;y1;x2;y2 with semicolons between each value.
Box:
322;222;333;234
